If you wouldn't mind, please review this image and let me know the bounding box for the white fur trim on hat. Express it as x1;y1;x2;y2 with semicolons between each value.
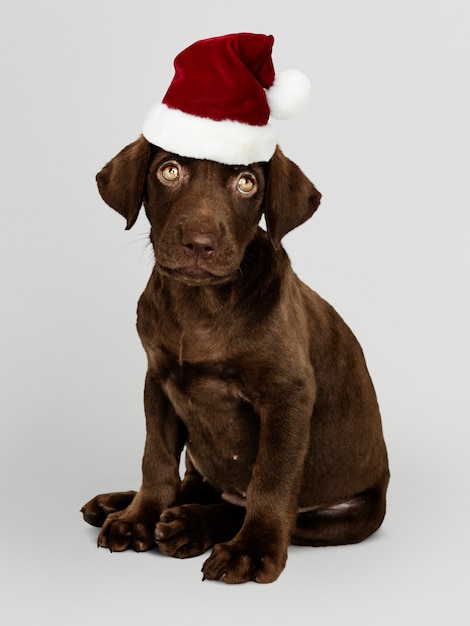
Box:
142;103;278;165
267;69;311;119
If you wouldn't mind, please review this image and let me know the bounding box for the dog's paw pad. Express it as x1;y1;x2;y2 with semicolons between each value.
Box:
81;491;136;528
201;540;286;584
155;504;210;558
97;515;156;553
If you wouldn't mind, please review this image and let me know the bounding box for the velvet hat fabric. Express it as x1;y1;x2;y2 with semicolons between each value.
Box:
142;33;311;165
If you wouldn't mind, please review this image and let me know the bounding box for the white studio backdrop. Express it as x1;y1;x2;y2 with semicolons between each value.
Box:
1;1;469;624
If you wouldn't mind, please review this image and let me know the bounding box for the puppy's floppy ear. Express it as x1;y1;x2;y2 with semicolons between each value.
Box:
264;146;322;247
96;135;150;230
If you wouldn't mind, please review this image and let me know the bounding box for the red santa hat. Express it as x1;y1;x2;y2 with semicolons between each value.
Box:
142;33;311;165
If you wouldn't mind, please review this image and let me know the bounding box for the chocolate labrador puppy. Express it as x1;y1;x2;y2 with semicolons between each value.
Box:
81;136;389;584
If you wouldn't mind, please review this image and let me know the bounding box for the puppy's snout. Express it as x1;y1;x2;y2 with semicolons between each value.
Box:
182;230;218;259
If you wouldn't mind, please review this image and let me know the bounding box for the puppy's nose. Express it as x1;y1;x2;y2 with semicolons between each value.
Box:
182;230;218;259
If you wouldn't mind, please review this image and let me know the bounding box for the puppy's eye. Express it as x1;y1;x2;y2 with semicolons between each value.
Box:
160;163;180;182
237;175;256;195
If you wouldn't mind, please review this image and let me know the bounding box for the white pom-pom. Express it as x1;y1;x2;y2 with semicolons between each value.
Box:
267;69;311;119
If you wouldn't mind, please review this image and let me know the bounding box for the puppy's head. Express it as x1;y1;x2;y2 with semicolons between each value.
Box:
96;136;321;285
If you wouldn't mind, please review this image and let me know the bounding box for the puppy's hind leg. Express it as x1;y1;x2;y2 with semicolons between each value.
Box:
81;491;137;527
80;453;220;530
157;454;246;559
156;502;246;559
292;480;388;547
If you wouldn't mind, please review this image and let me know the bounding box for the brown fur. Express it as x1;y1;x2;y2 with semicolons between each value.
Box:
81;136;389;583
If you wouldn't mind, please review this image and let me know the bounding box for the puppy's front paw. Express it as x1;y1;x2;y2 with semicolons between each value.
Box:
97;510;157;553
201;537;287;584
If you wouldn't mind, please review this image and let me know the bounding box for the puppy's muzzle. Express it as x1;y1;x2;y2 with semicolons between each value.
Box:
182;230;218;260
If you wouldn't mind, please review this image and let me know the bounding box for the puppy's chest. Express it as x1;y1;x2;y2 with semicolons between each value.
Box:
176;318;241;363
162;359;260;490
162;358;250;423
143;308;261;449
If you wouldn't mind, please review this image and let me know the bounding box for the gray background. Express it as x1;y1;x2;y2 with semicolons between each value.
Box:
1;0;469;624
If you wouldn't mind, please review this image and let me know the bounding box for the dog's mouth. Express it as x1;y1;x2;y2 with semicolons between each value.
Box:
157;264;238;286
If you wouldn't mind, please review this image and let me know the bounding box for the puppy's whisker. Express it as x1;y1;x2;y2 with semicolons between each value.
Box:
118;233;150;249
118;233;154;265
